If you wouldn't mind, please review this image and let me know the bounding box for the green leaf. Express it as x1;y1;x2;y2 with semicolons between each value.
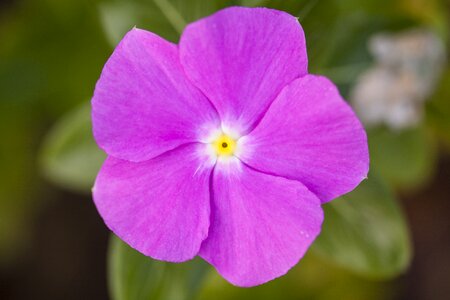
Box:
198;253;390;300
99;1;179;45
312;173;411;278
300;0;419;96
427;68;450;149
99;0;232;45
108;235;210;300
39;103;105;193
0;105;38;264
368;125;437;190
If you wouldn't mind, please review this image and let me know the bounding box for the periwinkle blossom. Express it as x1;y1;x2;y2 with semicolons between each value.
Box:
92;7;369;287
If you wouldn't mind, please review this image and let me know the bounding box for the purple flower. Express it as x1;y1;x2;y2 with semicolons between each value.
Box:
92;7;369;287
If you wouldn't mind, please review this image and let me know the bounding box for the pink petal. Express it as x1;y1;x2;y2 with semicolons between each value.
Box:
92;28;220;162
93;144;213;262
200;159;323;287
238;75;369;203
179;7;308;134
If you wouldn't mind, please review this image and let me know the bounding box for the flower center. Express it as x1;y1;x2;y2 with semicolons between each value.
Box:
213;135;236;156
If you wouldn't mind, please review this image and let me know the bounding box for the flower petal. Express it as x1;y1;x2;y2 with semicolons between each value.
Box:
200;159;323;287
238;75;369;203
179;7;307;134
93;143;213;262
92;28;220;162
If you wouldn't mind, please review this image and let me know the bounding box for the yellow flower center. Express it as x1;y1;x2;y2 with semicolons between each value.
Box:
213;135;236;156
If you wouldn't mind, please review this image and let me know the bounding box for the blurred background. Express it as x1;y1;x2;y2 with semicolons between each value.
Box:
1;0;449;299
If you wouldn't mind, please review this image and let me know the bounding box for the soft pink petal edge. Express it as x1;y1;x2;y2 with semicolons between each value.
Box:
93;143;213;262
238;75;369;203
179;6;308;134
92;28;220;162
199;160;324;287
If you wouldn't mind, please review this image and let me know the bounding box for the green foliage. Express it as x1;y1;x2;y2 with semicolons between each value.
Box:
427;69;450;149
198;253;390;300
39;103;106;193
0;0;109;264
99;0;233;44
108;236;209;300
313;173;411;278
0;103;37;264
108;236;393;300
368;126;437;190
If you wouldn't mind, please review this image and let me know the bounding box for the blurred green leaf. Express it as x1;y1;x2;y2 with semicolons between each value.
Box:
0;0;109;264
39;103;105;193
198;252;389;300
108;235;210;300
312;173;411;278
99;1;178;45
0;104;38;265
368;126;437;190
427;69;450;149
99;0;232;45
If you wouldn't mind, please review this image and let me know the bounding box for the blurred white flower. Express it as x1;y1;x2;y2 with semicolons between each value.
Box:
350;29;446;130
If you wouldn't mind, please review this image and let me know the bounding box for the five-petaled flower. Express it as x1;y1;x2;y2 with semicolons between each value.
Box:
92;7;369;287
